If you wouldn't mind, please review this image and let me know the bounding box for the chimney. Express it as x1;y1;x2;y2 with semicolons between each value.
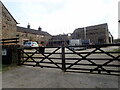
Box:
38;26;42;31
27;23;30;29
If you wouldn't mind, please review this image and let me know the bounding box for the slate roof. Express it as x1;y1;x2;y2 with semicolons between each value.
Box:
17;26;51;36
49;34;69;41
74;23;108;32
86;23;108;30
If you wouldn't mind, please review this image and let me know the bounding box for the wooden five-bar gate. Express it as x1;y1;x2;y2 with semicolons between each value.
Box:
18;44;120;76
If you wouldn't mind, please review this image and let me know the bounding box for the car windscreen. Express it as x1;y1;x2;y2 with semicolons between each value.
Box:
33;42;37;44
25;42;31;44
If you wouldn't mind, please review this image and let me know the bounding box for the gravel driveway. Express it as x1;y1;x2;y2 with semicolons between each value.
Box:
2;65;119;88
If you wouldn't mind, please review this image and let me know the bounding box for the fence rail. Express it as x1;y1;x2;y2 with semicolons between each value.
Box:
0;38;19;45
18;44;120;76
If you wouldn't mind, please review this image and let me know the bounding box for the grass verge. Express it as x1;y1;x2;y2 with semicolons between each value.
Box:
1;63;18;72
112;48;120;52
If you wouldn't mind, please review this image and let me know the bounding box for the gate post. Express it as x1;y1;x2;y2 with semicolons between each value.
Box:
62;46;66;72
17;48;21;65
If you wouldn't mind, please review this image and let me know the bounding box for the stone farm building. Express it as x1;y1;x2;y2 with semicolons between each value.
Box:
48;34;70;46
0;1;51;45
1;1;114;46
71;23;113;44
17;25;52;46
48;23;113;46
0;1;18;39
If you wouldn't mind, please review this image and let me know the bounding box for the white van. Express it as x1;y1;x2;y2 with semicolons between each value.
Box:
69;39;85;50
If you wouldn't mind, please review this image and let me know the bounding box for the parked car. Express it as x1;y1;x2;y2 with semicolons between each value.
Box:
24;41;39;47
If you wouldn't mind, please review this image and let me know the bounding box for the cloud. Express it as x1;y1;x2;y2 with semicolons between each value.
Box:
2;0;62;2
38;0;119;35
2;0;119;38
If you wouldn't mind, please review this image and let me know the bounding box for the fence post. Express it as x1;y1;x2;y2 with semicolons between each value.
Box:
17;49;21;65
2;39;4;45
62;46;66;72
16;38;17;44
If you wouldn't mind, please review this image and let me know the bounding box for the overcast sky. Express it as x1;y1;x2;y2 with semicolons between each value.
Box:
2;0;119;39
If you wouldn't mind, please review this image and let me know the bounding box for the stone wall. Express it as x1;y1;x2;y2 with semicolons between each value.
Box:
0;2;2;39
17;26;52;46
0;2;2;70
18;32;43;45
2;45;20;64
1;2;17;39
86;24;109;44
86;28;109;44
71;28;84;40
71;23;111;44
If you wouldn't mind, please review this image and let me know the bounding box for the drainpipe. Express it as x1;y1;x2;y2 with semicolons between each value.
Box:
109;32;113;44
118;20;120;48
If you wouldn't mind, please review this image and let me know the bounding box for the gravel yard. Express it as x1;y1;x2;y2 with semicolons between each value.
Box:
2;66;119;88
2;46;120;88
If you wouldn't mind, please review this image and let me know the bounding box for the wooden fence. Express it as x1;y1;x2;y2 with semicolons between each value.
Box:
0;38;19;45
18;44;120;76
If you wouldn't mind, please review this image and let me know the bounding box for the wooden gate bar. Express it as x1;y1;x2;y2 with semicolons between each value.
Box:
21;49;38;64
66;47;98;69
37;47;62;69
18;44;120;76
39;47;61;63
62;47;66;72
65;45;120;75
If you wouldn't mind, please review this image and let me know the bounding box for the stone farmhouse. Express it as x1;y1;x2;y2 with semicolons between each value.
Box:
17;25;51;45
